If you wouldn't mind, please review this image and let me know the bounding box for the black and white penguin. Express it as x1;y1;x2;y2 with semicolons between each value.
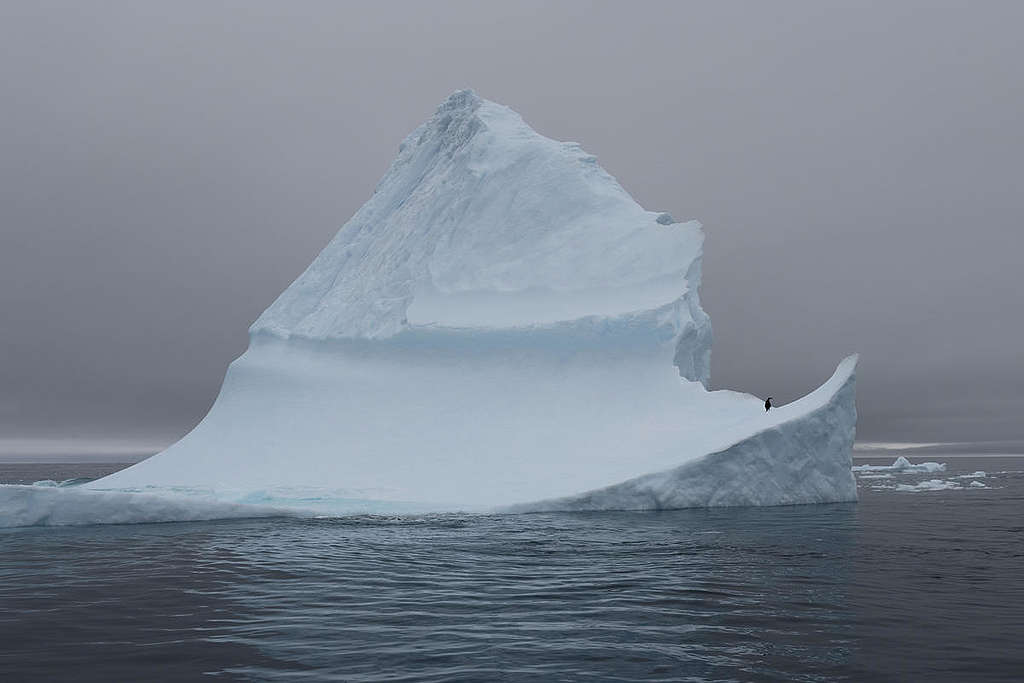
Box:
764;397;773;412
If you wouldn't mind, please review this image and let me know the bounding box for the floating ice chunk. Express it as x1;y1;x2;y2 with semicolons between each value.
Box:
968;480;987;488
951;471;987;479
892;479;959;492
853;456;946;473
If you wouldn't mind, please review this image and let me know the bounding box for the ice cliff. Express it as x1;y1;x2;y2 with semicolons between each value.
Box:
2;91;858;525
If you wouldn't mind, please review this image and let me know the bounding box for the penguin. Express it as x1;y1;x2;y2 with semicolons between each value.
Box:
764;397;773;412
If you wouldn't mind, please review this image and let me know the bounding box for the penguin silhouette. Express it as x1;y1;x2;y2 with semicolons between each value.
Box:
764;397;773;412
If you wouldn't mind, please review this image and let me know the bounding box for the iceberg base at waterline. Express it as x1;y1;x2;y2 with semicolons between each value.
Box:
0;484;294;528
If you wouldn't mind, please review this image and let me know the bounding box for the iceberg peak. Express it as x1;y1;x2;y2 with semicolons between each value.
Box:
403;88;486;158
251;91;709;381
437;88;484;113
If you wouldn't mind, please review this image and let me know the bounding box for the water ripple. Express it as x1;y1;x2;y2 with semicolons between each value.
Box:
1;457;1022;681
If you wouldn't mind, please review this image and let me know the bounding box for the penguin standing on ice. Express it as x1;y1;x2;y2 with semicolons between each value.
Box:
764;397;773;412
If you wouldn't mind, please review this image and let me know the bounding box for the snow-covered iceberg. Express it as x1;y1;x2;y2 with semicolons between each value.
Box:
2;90;858;526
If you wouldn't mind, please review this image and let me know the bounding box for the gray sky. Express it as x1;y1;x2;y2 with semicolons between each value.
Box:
1;0;1022;456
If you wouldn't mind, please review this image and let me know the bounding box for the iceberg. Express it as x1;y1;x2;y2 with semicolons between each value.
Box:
1;90;858;526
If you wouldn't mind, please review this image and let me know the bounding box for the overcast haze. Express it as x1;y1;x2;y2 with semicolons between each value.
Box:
2;1;1022;457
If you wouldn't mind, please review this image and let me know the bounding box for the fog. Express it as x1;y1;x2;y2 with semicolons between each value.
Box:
1;1;1021;455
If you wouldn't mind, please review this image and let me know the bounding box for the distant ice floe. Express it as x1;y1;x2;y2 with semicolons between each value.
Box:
892;479;960;492
951;471;987;479
852;456;945;473
852;459;996;493
889;477;992;492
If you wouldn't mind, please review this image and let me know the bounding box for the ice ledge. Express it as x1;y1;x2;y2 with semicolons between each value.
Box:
503;355;859;512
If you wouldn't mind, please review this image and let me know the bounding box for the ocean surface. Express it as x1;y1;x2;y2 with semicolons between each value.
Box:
1;456;1021;682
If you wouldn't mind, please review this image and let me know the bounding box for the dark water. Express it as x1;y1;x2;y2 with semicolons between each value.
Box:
1;457;1021;682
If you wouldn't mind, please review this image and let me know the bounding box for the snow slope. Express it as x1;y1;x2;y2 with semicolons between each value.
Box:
0;91;857;526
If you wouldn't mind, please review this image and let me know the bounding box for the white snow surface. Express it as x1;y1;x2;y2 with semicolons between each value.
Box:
1;91;860;527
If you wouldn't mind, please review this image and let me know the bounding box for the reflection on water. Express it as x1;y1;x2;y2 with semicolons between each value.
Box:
0;457;1021;681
